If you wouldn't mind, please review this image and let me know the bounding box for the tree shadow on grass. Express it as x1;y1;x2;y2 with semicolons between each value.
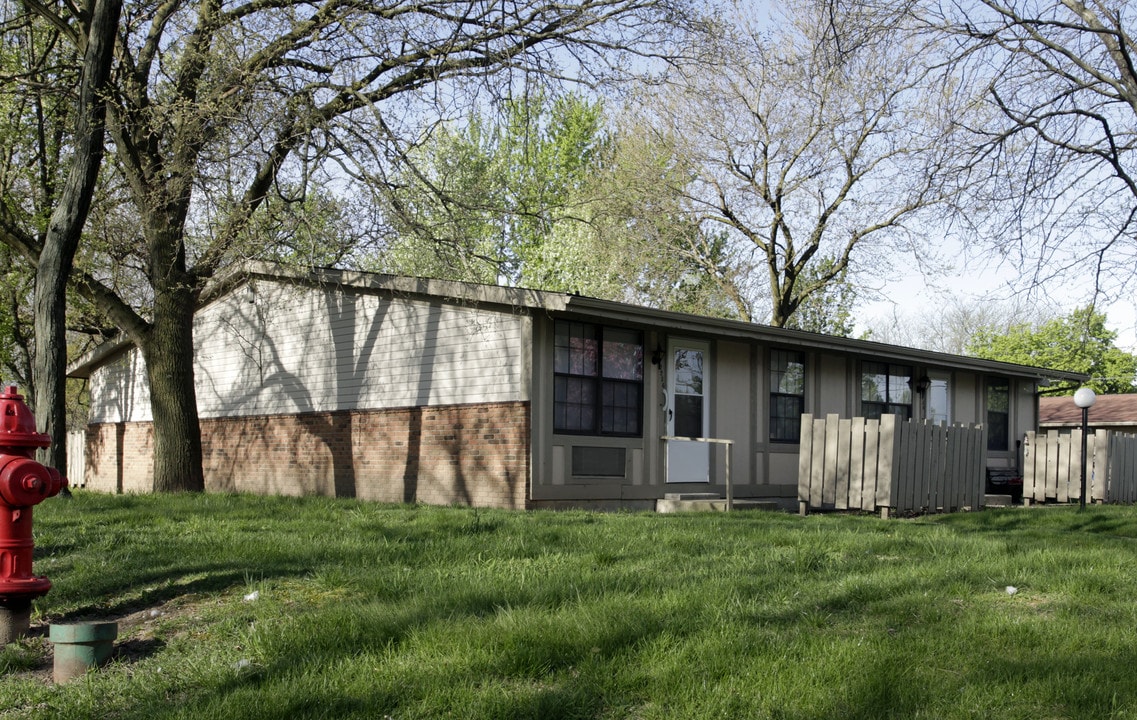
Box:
50;567;295;623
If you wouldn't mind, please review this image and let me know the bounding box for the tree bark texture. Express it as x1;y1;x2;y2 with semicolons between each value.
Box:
141;274;205;493
32;0;122;471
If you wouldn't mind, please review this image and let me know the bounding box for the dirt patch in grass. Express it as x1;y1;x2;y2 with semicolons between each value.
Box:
3;596;207;686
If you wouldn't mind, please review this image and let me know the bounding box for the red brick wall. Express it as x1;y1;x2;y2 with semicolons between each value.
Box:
85;422;154;494
85;401;531;509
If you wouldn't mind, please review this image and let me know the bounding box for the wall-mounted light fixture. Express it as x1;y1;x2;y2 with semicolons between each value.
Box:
651;343;664;366
914;376;932;394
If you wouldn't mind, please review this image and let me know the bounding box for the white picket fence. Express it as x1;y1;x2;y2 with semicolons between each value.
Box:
798;413;986;517
1023;429;1137;504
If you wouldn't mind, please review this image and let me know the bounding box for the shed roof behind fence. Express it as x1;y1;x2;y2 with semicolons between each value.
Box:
1040;394;1137;430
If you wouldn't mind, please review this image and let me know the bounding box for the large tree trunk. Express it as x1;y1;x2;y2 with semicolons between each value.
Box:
141;274;204;493
34;246;72;471
137;195;205;493
32;0;122;471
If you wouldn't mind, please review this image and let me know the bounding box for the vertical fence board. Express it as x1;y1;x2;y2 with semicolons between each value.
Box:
1125;435;1134;502
913;422;928;511
1123;434;1132;502
919;423;931;511
1114;434;1123;502
66;431;86;488
1022;432;1037;502
933;424;947;511
835;418;852;510
1045;431;1060;500
1093;430;1108;502
974;424;987;510
1033;431;1047;503
822;415;840;506
1060;431;1076;503
1114;435;1124;502
945;427;959;511
849;418;866;511
863;419;880;512
809;417;825;507
878;415;897;510
798;414;814;504
894;418;911;511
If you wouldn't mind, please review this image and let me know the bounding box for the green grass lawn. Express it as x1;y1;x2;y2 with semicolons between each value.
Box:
4;492;1137;719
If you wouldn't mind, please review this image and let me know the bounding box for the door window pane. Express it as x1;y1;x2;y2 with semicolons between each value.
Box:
674;394;704;438
927;377;950;426
674;349;704;395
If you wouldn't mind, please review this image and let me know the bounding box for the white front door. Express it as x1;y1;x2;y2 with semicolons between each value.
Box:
666;339;710;483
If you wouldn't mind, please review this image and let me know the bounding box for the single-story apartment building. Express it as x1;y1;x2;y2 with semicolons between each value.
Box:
68;263;1087;510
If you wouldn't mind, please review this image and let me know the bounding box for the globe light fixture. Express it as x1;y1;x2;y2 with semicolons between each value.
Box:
1073;387;1097;510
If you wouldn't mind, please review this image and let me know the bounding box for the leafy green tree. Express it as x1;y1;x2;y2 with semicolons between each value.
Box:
381;94;756;320
966;307;1137;394
579;123;752;319
381;93;610;287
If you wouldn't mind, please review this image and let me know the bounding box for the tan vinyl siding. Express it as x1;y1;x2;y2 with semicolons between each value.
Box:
714;340;752;485
817;354;848;416
1013;378;1036;448
954;372;979;425
89;279;527;424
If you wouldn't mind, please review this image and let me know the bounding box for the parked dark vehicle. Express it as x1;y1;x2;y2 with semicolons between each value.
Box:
986;468;1022;503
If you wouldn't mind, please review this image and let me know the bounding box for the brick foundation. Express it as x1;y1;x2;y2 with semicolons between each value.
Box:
85;401;531;509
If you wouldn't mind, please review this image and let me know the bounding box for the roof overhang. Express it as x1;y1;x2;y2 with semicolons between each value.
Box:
67;261;1091;386
560;295;1089;385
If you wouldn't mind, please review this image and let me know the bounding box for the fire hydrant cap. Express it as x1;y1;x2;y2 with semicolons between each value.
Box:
0;386;50;449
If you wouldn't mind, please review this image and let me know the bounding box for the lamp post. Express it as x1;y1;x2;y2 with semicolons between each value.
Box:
1073;386;1097;510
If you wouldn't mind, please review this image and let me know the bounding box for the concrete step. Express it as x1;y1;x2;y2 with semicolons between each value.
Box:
984;494;1014;508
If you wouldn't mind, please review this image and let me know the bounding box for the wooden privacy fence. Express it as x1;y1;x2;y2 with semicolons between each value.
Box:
1023;430;1137;504
1113;433;1137;502
798;414;986;517
66;430;86;488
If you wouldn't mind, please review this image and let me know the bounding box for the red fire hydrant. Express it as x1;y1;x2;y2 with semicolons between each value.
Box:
0;386;66;644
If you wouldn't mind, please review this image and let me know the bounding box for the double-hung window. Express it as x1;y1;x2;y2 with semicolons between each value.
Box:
861;362;913;420
986;377;1010;451
553;321;643;436
770;349;806;443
